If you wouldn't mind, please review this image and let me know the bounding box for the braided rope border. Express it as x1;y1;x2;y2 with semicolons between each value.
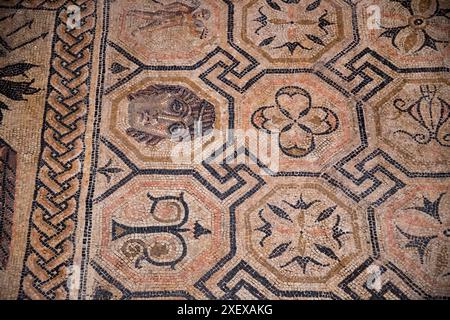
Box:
17;0;96;299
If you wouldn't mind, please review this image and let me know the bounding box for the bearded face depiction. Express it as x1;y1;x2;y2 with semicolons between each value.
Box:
126;84;215;146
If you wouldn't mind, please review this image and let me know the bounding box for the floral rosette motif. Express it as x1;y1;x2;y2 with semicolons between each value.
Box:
251;86;339;157
395;193;450;278
379;0;450;54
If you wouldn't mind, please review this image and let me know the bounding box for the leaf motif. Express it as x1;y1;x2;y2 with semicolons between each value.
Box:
315;243;339;261
98;159;123;183
266;0;281;11
268;203;292;222
318;11;333;33
193;221;212;239
0;79;39;101
268;241;291;259
422;33;438;51
0;101;8;124
379;28;398;39
0;101;9;110
103;167;123;174
259;36;275;47
306;34;325;46
283;194;320;210
0;63;37;78
316;205;336;222
110;62;129;74
306;0;321;11
255;209;272;247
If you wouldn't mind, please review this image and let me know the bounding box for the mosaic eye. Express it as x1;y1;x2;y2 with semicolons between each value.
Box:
194;20;204;29
168;122;187;136
170;99;186;115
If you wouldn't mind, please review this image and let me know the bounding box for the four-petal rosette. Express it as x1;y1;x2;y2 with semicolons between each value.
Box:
251;86;339;157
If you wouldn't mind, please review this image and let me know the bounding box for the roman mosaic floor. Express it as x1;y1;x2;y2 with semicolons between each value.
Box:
0;0;449;299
